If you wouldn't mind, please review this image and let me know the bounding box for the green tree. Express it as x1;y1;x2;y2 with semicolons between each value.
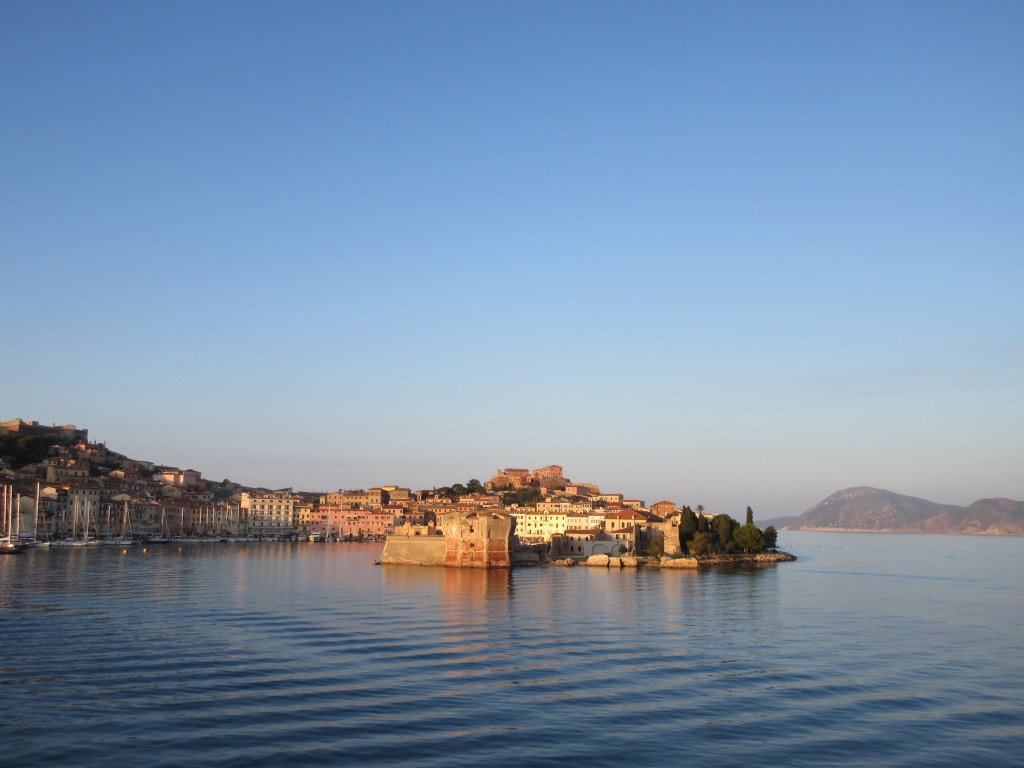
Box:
733;523;765;553
678;507;699;549
647;537;664;559
503;487;542;507
435;486;457;501
466;479;484;494
746;506;754;525
696;513;710;533
688;531;715;557
6;435;58;467
712;514;737;552
451;483;468;497
763;525;778;549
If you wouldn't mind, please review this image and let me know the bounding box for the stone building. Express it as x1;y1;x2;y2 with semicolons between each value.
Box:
650;500;676;518
440;510;515;568
532;465;565;480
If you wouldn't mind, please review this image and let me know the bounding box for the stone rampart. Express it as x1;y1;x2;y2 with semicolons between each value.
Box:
441;510;515;568
379;535;447;566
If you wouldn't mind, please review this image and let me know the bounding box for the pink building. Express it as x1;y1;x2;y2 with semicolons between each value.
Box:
311;506;400;539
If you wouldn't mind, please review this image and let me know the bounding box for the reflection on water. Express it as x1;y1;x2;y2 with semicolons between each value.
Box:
2;535;1023;767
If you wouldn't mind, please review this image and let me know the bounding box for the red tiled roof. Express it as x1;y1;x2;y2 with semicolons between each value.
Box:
603;509;647;520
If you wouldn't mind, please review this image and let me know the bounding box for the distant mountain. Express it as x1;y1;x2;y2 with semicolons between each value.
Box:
757;515;800;529
788;487;1024;535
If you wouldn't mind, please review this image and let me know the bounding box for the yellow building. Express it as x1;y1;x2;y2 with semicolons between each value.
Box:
509;510;568;541
240;491;295;536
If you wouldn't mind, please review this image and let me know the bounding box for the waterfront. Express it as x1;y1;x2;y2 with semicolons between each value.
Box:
1;533;1022;766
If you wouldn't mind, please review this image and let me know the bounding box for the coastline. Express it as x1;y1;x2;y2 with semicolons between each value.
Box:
542;550;797;569
787;527;1023;536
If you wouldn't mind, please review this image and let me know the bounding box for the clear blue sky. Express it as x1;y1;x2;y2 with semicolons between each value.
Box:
3;1;1022;518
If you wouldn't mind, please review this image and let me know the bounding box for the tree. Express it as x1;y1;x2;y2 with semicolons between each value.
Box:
504;487;542;507
713;514;737;552
466;479;484;494
763;525;778;549
647;537;664;559
451;483;468;497
733;523;765;553
696;512;710;533
746;506;754;525
677;507;699;549
688;531;715;557
3;434;58;467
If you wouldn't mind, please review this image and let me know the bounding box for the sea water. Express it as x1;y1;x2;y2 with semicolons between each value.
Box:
1;532;1022;766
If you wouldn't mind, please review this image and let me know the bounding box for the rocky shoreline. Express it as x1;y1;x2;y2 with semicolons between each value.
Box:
548;551;798;568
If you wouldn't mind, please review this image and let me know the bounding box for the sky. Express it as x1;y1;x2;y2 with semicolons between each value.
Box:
2;1;1022;519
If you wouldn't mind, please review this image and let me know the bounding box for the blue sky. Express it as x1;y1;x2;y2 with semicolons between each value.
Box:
3;1;1022;518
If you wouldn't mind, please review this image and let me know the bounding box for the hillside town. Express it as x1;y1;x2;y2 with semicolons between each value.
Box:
1;419;774;560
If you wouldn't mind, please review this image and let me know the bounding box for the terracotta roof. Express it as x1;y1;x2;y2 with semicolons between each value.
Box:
603;509;647;520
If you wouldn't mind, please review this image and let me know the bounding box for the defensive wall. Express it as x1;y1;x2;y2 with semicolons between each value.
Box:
380;509;516;568
379;535;447;566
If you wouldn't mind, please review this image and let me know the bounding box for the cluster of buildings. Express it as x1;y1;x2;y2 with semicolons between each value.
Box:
1;420;703;554
474;466;694;557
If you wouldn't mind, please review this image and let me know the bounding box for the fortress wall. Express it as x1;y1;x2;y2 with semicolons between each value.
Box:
379;535;447;566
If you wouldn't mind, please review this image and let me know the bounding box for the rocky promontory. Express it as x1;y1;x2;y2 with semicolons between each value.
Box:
558;551;797;569
659;551;797;568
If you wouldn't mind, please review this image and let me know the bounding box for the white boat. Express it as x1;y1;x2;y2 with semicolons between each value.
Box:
1;486;27;552
58;497;94;546
27;482;49;546
1;485;28;552
101;501;135;545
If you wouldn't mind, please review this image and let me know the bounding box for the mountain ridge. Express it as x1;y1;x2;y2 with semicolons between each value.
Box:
787;487;1024;535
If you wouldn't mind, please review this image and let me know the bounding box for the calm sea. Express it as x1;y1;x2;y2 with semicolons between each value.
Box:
1;533;1022;767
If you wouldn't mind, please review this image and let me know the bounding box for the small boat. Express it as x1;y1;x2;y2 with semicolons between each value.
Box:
96;502;132;545
1;485;28;552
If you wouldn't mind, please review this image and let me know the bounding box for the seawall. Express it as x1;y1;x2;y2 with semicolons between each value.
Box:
379;535;447;566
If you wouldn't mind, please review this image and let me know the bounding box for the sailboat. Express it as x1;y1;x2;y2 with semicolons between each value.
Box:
101;500;135;545
1;485;27;553
84;500;99;545
148;506;170;544
30;482;49;547
61;497;89;547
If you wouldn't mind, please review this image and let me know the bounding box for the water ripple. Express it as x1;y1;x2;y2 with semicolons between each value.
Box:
2;537;1024;766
